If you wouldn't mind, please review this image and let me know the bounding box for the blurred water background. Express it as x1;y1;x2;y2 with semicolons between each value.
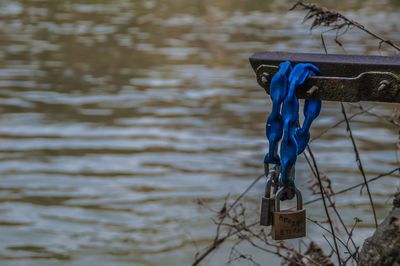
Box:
0;0;399;265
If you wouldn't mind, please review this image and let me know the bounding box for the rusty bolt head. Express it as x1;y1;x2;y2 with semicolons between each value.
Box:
307;86;319;96
378;80;391;92
261;73;270;85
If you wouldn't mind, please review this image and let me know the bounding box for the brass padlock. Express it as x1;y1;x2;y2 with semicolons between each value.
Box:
272;187;306;240
260;177;274;226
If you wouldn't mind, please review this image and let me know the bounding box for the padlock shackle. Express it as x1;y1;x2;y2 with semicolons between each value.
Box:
275;187;303;211
272;165;280;184
264;164;280;198
264;163;269;177
265;177;274;198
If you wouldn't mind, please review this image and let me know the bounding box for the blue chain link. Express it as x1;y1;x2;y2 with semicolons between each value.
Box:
296;93;321;154
280;63;320;189
264;61;291;166
264;61;321;193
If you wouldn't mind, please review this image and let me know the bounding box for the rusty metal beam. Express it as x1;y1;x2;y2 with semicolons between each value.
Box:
249;51;400;103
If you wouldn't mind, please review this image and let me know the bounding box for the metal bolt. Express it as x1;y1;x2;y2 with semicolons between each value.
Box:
378;80;391;92
307;86;319;96
261;73;270;84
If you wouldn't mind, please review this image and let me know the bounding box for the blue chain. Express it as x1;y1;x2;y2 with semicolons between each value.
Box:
264;61;321;193
296;92;321;154
264;61;291;166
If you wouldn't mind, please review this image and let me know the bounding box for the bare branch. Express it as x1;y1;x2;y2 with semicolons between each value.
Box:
340;103;378;228
290;1;400;52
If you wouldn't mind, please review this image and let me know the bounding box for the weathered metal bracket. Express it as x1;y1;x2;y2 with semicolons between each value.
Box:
250;52;400;103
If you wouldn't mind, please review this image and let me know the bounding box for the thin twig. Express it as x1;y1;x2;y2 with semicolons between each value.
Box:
303;151;359;258
340;102;378;228
320;34;328;54
304;167;399;206
193;174;264;266
192;233;231;266
322;234;336;255
310;106;376;142
306;146;343;265
227;174;264;213
349;103;400;127
307;217;352;256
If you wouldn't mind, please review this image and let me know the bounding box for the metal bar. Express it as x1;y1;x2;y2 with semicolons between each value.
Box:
249;51;400;103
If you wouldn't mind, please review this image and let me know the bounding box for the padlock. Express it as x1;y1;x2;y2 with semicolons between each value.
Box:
260;165;280;226
272;187;306;240
260;177;274;226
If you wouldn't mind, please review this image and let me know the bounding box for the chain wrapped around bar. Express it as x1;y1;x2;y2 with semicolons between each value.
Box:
264;61;321;200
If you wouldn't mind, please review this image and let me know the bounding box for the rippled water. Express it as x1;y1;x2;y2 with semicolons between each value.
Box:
0;0;399;265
